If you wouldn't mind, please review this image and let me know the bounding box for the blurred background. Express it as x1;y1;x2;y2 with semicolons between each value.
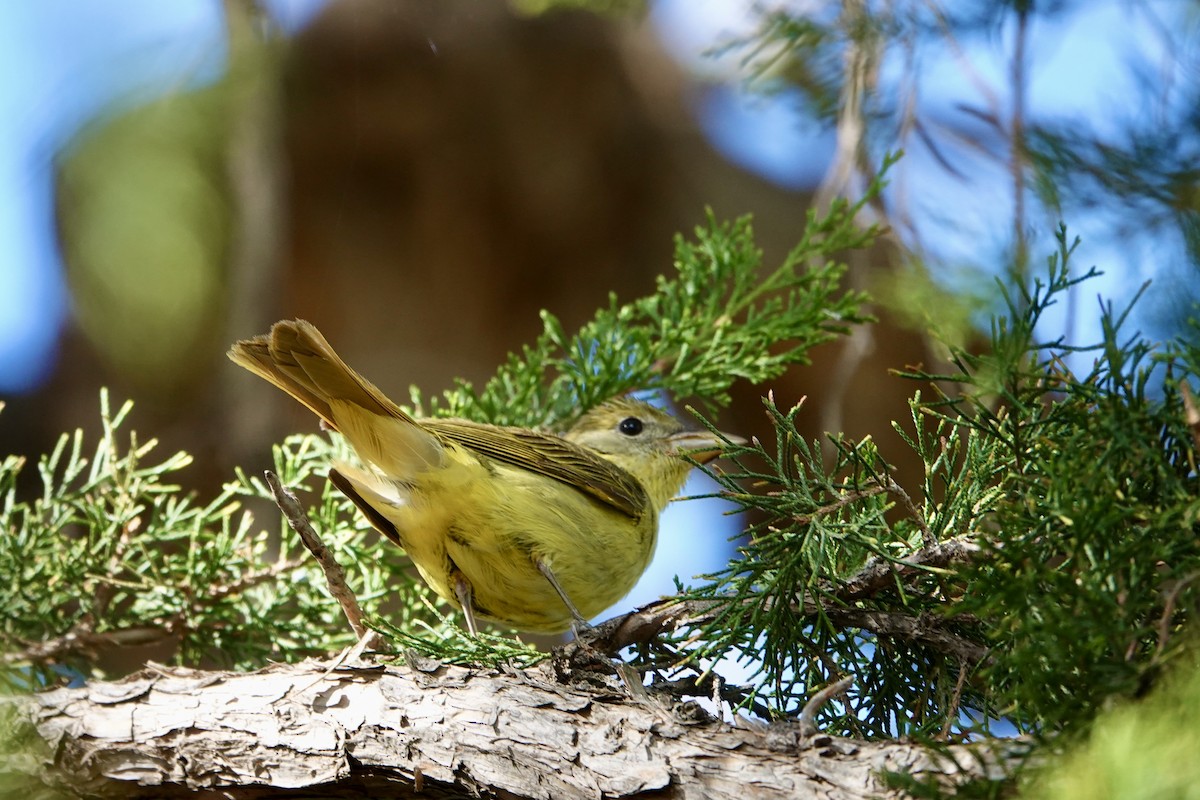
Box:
0;0;1197;619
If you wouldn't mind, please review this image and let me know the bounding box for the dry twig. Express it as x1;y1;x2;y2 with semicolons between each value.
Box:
265;470;366;638
799;676;856;736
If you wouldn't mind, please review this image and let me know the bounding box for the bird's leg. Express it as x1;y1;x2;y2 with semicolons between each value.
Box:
534;558;592;639
450;568;479;636
536;558;648;697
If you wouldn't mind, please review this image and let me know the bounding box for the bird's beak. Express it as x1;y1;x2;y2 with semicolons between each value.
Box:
668;430;748;464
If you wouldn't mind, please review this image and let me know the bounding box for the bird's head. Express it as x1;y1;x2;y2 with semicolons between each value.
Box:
564;397;744;509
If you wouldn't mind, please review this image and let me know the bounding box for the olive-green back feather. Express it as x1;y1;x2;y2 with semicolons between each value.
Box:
423;419;649;520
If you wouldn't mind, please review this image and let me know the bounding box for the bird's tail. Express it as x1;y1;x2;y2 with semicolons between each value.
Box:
228;319;442;474
228;319;407;429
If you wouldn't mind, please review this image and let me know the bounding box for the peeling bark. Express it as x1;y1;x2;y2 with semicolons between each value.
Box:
5;661;1024;798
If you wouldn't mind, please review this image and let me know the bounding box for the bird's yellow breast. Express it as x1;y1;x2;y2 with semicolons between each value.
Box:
366;443;659;632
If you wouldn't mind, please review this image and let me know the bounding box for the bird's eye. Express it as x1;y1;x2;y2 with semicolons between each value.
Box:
618;417;644;436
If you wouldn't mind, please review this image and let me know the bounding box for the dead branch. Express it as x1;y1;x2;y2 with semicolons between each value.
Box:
265;470;366;638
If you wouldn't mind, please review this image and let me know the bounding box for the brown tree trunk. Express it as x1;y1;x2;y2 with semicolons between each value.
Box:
8;660;1021;798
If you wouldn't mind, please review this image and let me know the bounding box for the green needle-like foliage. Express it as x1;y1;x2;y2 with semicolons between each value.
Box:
0;393;440;688
657;226;1200;744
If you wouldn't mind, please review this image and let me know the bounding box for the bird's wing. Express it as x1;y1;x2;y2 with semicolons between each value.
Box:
422;419;648;520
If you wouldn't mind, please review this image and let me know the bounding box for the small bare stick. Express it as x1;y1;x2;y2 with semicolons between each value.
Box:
798;676;855;737
265;470;366;638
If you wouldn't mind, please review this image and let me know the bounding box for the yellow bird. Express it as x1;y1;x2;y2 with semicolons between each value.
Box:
229;320;741;634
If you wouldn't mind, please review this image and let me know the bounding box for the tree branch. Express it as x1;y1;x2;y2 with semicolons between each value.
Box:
1;625;172;667
834;537;982;602
817;606;990;666
2;558;306;668
580;533;990;666
7;661;1025;799
578;576;989;669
